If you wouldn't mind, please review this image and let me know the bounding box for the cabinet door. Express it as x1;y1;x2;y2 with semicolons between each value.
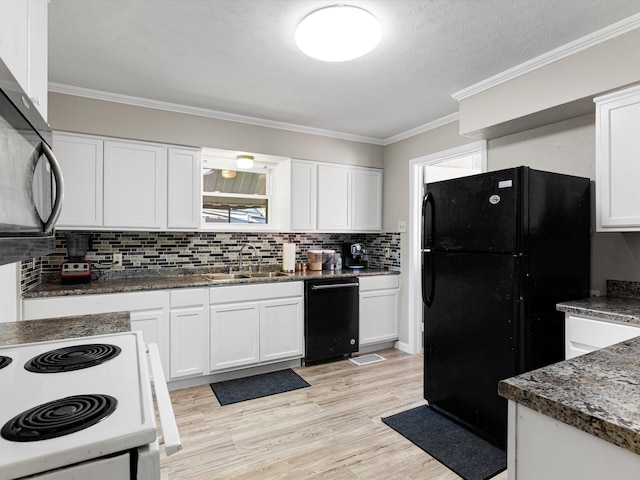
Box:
210;302;260;371
103;140;167;229
130;307;170;380
359;290;399;346
54;133;104;228
0;1;47;118
290;160;317;231
170;288;208;379
352;168;382;232
317;164;351;231
0;1;29;91
168;147;201;230
170;306;207;378
596;85;640;231
259;297;303;362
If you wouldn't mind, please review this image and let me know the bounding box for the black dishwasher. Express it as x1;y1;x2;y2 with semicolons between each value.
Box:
304;277;359;363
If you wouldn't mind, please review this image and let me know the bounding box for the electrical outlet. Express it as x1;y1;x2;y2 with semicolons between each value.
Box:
112;253;122;269
384;248;391;258
398;220;407;232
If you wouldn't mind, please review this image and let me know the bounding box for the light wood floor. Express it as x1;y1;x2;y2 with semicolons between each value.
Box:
160;349;508;480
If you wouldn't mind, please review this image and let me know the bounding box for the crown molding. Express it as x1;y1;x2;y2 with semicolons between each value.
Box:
452;13;640;101
48;82;387;146
382;112;459;145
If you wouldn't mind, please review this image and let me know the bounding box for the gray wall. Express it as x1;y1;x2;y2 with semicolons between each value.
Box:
489;113;640;294
383;112;640;346
48;93;384;168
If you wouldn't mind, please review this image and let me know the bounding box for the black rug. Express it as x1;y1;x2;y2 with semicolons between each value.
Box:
210;369;310;405
382;405;506;480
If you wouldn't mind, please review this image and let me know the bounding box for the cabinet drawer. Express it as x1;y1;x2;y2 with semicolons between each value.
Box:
358;275;399;292
170;288;207;307
566;315;640;358
210;281;303;304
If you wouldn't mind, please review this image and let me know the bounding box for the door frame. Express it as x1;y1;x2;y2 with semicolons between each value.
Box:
407;141;487;354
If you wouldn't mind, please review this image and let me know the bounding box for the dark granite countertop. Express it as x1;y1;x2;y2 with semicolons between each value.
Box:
0;312;131;346
557;296;640;326
499;336;640;455
23;268;398;298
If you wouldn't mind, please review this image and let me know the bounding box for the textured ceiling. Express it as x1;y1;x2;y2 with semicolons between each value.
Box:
48;0;640;143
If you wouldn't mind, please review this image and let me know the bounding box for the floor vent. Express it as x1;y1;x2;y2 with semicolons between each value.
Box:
349;354;386;366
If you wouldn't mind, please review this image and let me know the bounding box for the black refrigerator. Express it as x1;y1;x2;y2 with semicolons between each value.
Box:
421;166;590;450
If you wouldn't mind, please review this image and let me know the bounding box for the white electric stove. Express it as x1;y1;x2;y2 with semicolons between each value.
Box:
0;332;181;480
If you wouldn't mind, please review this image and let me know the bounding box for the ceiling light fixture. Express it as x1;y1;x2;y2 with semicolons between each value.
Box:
295;5;381;62
236;155;255;169
221;169;237;179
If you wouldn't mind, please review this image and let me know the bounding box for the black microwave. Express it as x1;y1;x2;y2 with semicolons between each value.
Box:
0;56;64;267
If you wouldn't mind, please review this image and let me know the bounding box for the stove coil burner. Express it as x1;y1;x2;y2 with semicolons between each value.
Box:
24;344;121;373
0;356;12;370
1;394;117;442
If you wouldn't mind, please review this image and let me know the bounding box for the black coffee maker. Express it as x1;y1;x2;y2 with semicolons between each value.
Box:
342;243;368;269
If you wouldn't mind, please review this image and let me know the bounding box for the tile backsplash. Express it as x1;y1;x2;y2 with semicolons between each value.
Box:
24;231;400;290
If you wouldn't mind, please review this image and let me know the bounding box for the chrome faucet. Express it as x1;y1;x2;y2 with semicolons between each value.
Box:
237;243;260;273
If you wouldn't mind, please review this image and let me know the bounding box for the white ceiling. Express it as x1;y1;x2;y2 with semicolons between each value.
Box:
48;0;640;144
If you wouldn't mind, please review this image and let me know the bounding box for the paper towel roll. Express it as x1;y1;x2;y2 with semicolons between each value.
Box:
282;243;296;272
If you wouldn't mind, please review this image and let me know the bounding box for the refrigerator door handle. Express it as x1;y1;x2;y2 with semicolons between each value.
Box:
421;250;435;307
421;191;434;249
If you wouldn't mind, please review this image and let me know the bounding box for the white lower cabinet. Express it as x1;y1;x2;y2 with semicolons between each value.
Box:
260;298;304;362
210;302;261;371
565;313;640;359
359;275;400;347
169;288;209;379
22;290;171;376
209;282;304;373
507;401;640;480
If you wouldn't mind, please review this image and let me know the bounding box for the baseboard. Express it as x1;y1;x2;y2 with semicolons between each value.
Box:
394;340;413;354
167;358;302;391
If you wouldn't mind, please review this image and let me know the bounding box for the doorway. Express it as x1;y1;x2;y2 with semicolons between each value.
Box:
407;141;486;354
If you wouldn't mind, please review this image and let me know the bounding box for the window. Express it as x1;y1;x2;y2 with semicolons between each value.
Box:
202;167;269;225
201;156;272;227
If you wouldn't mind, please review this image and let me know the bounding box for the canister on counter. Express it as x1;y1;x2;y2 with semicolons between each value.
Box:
307;250;323;271
322;249;335;271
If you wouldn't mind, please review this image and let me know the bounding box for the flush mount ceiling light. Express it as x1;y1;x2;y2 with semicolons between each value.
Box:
295;5;381;62
236;155;255;169
221;169;237;179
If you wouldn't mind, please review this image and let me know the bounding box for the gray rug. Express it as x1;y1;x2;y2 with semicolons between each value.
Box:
210;369;310;405
382;405;506;480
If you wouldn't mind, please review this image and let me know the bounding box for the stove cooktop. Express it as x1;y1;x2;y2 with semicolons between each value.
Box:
25;343;122;373
0;355;11;370
0;332;157;480
1;394;118;442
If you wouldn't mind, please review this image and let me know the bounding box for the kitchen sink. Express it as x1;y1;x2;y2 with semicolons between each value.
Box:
249;272;292;278
201;273;250;281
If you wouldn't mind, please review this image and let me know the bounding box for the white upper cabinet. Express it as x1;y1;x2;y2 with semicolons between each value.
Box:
54;133;104;227
287;160;383;233
168;147;201;230
103;140;167;229
317;164;352;231
0;0;48;119
595;85;640;231
290;160;317;231
351;168;382;232
54;132;201;231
